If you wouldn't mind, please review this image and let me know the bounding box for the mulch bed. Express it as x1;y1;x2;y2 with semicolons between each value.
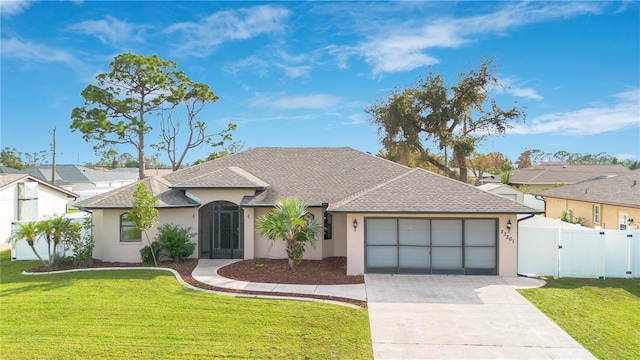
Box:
218;257;364;285
26;257;366;308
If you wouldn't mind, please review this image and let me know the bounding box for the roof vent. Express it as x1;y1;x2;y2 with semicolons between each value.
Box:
634;180;637;186
562;165;567;168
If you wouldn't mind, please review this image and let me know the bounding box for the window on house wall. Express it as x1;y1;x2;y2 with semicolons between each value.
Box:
593;205;600;224
324;212;332;240
120;213;141;242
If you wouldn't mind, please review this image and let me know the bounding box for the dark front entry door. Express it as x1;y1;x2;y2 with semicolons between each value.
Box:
199;201;243;259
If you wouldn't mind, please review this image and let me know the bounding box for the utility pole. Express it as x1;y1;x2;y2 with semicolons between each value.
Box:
51;127;56;186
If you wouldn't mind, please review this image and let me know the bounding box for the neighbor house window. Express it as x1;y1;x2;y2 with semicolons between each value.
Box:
593;205;600;225
120;213;141;242
324;212;332;240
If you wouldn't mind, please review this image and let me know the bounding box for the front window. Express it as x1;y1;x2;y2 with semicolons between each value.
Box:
324;212;332;240
120;213;141;242
593;205;600;224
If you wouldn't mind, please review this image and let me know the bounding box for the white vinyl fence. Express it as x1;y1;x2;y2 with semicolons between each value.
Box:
518;225;640;279
10;213;91;261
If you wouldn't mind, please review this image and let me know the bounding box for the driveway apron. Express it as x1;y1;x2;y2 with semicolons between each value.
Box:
365;275;595;359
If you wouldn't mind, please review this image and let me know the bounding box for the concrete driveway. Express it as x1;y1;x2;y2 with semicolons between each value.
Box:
365;275;595;359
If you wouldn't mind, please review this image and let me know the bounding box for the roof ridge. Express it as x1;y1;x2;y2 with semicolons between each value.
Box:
329;169;417;210
228;166;269;187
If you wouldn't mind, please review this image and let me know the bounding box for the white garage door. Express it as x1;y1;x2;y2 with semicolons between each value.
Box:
365;218;497;275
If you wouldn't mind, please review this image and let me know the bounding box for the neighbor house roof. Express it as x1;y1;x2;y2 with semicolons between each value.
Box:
509;163;629;185
76;147;541;214
76;176;199;209
19;164;139;184
0;174;78;198
536;170;640;208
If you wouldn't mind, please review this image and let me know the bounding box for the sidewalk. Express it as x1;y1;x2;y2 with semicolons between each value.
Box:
192;259;367;302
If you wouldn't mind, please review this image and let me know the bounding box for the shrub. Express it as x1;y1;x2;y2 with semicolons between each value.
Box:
68;217;94;268
154;223;196;263
140;241;163;265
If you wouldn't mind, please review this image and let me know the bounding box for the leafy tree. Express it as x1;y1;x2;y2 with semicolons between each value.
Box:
127;183;160;265
256;198;321;271
71;52;234;179
9;222;45;265
366;58;524;183
516;150;532;169
192;140;245;165
0;147;48;169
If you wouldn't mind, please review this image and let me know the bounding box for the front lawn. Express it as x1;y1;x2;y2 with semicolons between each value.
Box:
518;277;640;360
0;250;372;359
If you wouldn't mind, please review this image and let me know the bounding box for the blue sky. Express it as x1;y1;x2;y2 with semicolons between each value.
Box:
1;1;639;166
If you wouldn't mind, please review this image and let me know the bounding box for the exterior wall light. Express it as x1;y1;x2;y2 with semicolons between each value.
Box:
353;218;358;231
507;219;512;232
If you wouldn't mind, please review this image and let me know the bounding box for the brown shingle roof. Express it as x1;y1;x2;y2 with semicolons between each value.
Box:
77;147;541;214
330;169;539;213
536;170;640;208
74;176;198;209
510;163;629;185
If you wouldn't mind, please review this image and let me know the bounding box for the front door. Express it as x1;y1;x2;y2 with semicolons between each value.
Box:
199;201;243;259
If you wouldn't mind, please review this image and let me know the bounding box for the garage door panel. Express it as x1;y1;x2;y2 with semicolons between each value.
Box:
432;220;462;246
432;247;462;269
399;219;430;246
399;246;430;268
465;219;496;246
367;246;398;267
366;219;397;245
465;247;496;269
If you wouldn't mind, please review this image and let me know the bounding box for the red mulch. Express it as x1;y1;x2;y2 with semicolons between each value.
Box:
218;257;364;285
27;257;366;307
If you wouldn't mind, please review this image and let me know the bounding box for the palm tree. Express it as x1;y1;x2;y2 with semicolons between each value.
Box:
9;221;45;265
256;198;321;271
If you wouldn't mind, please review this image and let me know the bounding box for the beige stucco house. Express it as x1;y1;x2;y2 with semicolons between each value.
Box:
536;170;640;230
76;147;540;276
0;174;78;245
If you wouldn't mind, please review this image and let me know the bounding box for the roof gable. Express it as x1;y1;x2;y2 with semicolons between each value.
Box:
0;174;78;198
172;166;269;189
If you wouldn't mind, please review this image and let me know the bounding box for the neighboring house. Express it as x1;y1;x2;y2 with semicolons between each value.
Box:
20;164;138;191
17;164;139;207
478;183;524;202
478;183;544;211
508;162;629;193
0;174;78;244
536;170;640;230
76;147;540;276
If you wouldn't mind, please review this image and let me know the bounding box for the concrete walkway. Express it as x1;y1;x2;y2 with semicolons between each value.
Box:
366;274;595;359
192;259;367;302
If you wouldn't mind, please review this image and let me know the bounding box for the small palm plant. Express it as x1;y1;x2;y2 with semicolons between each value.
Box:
257;198;321;271
9;221;45;265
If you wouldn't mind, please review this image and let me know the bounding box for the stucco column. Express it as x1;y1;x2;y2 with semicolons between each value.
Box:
346;213;365;275
498;215;518;276
243;207;255;259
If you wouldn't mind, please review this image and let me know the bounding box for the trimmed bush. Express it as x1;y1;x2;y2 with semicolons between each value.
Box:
155;223;196;263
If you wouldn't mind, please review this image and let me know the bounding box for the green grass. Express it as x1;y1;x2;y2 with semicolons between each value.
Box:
0;250;372;359
519;277;640;360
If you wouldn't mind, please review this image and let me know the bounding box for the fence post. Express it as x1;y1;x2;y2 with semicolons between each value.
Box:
598;230;606;279
627;233;633;279
555;227;561;279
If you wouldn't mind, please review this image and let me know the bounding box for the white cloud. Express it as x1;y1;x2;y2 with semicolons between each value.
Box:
1;37;82;66
349;2;604;76
165;5;290;57
495;77;543;101
250;93;340;110
511;88;640;136
65;16;149;46
0;0;34;18
275;64;312;79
